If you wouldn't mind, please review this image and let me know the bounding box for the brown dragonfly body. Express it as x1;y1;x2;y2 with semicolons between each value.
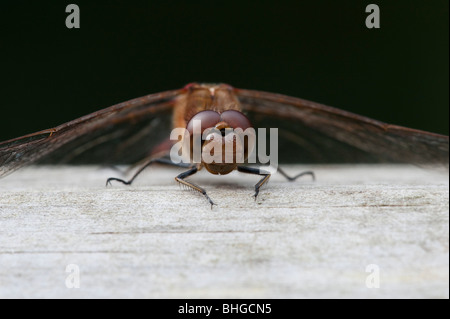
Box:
173;83;241;129
107;83;280;206
0;83;448;206
173;83;249;175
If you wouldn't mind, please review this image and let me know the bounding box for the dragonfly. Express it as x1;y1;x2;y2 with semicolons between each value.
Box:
0;83;448;206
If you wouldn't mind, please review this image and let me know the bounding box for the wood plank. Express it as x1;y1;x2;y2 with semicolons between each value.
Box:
0;165;448;298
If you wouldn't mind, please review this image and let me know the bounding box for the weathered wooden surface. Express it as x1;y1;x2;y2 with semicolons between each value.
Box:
0;165;448;298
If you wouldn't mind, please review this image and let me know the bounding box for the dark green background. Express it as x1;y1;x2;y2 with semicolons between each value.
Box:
0;1;448;142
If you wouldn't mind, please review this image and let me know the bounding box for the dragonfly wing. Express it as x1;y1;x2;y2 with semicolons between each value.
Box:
236;88;449;165
0;89;183;178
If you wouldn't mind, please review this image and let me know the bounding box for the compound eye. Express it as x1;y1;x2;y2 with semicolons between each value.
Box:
220;110;252;130
186;110;221;135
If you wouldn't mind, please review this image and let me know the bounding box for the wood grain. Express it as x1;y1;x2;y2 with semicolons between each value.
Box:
0;165;448;298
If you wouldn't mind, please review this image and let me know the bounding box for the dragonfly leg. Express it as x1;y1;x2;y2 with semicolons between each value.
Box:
277;167;315;182
175;167;216;208
106;157;192;186
237;166;271;200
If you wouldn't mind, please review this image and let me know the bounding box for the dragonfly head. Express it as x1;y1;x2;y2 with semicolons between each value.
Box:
185;110;255;175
